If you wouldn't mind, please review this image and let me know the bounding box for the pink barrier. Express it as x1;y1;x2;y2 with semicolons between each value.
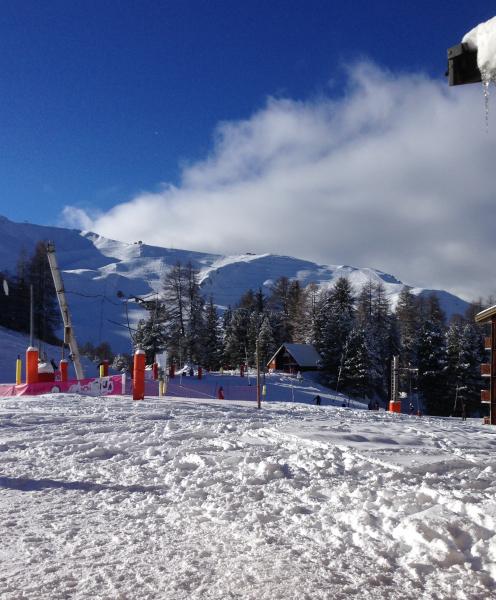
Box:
0;375;126;398
0;375;258;401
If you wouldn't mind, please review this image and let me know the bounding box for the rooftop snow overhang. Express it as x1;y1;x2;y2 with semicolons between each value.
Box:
475;304;496;323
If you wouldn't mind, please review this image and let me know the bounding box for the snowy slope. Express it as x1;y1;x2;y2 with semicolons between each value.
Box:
0;216;470;353
0;392;494;599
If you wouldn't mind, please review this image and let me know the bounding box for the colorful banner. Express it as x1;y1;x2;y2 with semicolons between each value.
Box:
0;375;126;398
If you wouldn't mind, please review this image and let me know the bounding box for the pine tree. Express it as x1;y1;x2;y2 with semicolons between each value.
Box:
184;262;205;363
203;298;222;370
446;323;484;417
134;315;167;364
395;286;419;369
162;261;204;364
112;353;132;373
340;326;372;398
26;241;61;343
268;277;304;343
355;280;393;397
316;278;355;387
417;318;448;415
223;308;250;368
9;248;30;333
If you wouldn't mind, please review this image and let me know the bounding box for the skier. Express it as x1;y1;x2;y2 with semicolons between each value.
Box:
218;386;224;400
409;403;415;415
461;400;467;421
314;394;321;406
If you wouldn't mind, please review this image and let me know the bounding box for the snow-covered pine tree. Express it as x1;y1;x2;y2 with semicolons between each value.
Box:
446;322;484;417
395;286;420;369
316;277;355;387
112;353;132;373
356;280;393;397
223;308;250;368
256;313;277;369
133;315;167;364
339;326;372;398
417;317;448;416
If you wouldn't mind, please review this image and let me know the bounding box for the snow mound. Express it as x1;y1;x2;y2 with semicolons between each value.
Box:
463;16;496;79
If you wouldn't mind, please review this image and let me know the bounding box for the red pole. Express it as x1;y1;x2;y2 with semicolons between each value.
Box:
26;347;39;384
198;366;202;380
59;359;68;382
133;349;146;401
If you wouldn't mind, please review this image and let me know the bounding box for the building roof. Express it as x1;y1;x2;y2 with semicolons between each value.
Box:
475;304;496;323
268;343;322;368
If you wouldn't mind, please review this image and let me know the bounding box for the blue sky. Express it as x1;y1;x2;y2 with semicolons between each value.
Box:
1;1;492;223
2;2;496;299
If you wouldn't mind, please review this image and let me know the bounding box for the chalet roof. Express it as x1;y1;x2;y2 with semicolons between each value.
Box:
268;343;322;368
475;304;496;323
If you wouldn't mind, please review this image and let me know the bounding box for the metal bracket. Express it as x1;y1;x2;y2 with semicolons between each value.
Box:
447;43;481;86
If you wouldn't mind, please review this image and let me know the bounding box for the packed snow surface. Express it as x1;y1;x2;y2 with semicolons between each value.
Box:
1;392;495;599
463;16;496;78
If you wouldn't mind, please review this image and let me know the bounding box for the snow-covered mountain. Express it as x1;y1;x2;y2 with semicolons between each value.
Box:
0;216;470;353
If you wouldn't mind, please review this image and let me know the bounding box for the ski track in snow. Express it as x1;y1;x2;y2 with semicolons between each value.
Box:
0;395;495;599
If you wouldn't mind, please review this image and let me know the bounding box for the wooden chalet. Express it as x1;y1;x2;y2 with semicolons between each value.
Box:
267;343;322;374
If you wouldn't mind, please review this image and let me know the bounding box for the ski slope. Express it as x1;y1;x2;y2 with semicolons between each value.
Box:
0;390;494;599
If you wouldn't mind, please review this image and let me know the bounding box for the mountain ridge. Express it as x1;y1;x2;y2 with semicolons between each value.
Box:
0;216;470;353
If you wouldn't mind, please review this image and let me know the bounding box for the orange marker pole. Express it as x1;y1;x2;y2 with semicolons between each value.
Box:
26;347;39;384
133;349;146;401
59;359;68;382
103;359;109;376
152;362;158;380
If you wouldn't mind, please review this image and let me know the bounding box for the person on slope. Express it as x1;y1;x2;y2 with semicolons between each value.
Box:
314;395;321;406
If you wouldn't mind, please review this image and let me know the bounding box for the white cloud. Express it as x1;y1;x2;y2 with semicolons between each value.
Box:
61;206;96;231
62;62;496;301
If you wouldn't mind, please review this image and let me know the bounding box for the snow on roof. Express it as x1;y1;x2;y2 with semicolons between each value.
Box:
475;303;496;323
269;343;321;367
462;16;496;77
